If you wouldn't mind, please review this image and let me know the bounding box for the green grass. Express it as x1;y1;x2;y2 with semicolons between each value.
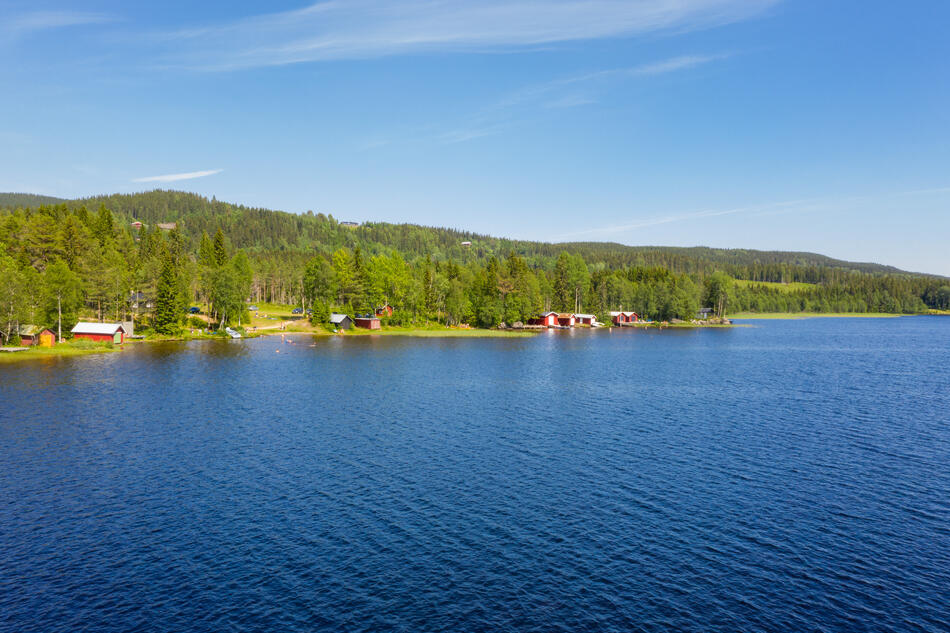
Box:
0;341;118;363
728;312;903;319
733;280;816;293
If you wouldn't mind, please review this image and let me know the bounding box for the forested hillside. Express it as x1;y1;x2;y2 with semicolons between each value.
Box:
0;189;947;342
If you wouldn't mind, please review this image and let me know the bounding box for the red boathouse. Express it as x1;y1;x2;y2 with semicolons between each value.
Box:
71;322;126;344
354;316;381;330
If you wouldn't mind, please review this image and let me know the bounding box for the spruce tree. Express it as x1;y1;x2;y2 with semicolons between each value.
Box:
153;256;180;335
213;229;227;267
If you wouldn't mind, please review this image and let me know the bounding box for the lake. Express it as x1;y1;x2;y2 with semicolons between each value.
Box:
1;317;948;632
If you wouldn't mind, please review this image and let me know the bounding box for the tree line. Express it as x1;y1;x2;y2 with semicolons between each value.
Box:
0;193;947;344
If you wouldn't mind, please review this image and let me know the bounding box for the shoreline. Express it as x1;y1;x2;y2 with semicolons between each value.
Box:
728;312;906;320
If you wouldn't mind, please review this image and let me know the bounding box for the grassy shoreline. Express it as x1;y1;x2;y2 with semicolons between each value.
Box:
0;343;120;363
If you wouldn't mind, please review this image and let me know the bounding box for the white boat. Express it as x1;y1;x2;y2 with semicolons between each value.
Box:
225;327;242;339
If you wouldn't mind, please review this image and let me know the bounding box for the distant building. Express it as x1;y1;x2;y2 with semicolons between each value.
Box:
697;308;713;319
329;313;353;330
156;222;177;231
71;322;126;344
19;325;55;347
354;315;381;330
130;221;143;230
375;303;393;317
129;292;153;310
610;311;639;325
557;313;576;327
574;313;596;326
339;221;360;228
461;241;472;247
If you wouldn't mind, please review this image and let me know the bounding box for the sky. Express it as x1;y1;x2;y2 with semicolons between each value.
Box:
1;1;948;274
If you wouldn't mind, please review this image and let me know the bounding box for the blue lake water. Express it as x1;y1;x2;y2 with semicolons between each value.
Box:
1;317;948;632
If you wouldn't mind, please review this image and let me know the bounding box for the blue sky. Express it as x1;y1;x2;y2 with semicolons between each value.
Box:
2;1;948;274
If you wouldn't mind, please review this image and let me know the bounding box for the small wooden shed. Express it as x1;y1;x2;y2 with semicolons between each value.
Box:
329;313;353;330
71;322;126;344
574;313;596;326
557;313;576;327
20;325;56;347
354;315;381;330
375;304;393;317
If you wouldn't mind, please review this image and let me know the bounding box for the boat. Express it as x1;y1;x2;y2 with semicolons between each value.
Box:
225;327;242;339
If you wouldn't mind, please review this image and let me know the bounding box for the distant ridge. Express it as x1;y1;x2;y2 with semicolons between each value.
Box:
0;192;67;208
0;189;939;279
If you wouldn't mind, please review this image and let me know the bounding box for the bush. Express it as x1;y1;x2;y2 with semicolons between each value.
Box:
68;338;113;350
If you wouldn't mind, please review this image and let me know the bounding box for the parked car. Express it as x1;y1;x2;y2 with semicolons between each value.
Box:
291;307;303;314
188;306;200;314
248;305;258;311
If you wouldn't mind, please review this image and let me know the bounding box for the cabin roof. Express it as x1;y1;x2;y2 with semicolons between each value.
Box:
574;313;595;319
540;311;558;317
329;313;351;324
71;322;125;335
19;324;51;336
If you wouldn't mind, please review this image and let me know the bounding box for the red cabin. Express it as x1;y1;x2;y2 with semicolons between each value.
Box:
354;316;381;330
375;304;393;317
610;311;639;325
557;313;576;327
71;322;126;344
574;314;596;326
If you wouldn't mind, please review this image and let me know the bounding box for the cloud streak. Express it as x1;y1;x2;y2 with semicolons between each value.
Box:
132;169;223;183
554;198;837;240
554;185;950;241
154;0;778;70
2;11;113;36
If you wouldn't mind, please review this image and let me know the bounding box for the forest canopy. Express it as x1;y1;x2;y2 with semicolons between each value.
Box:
0;189;945;343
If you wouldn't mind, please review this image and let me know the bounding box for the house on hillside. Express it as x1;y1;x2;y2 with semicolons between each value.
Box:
19;325;56;347
557;313;576;327
339;221;360;228
574;313;596;326
129;292;153;310
156;222;177;231
610;311;639;325
354;315;381;330
329;313;353;330
71;322;125;344
375;303;393;317
130;221;143;230
697;307;713;320
461;241;472;247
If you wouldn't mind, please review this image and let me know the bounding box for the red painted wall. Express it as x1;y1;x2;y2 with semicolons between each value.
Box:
74;332;124;343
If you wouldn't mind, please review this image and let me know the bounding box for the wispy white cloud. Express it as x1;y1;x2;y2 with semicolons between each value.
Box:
132;169;223;183
554;198;835;240
2;10;113;36
554;185;950;240
154;0;778;70
433;53;727;144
